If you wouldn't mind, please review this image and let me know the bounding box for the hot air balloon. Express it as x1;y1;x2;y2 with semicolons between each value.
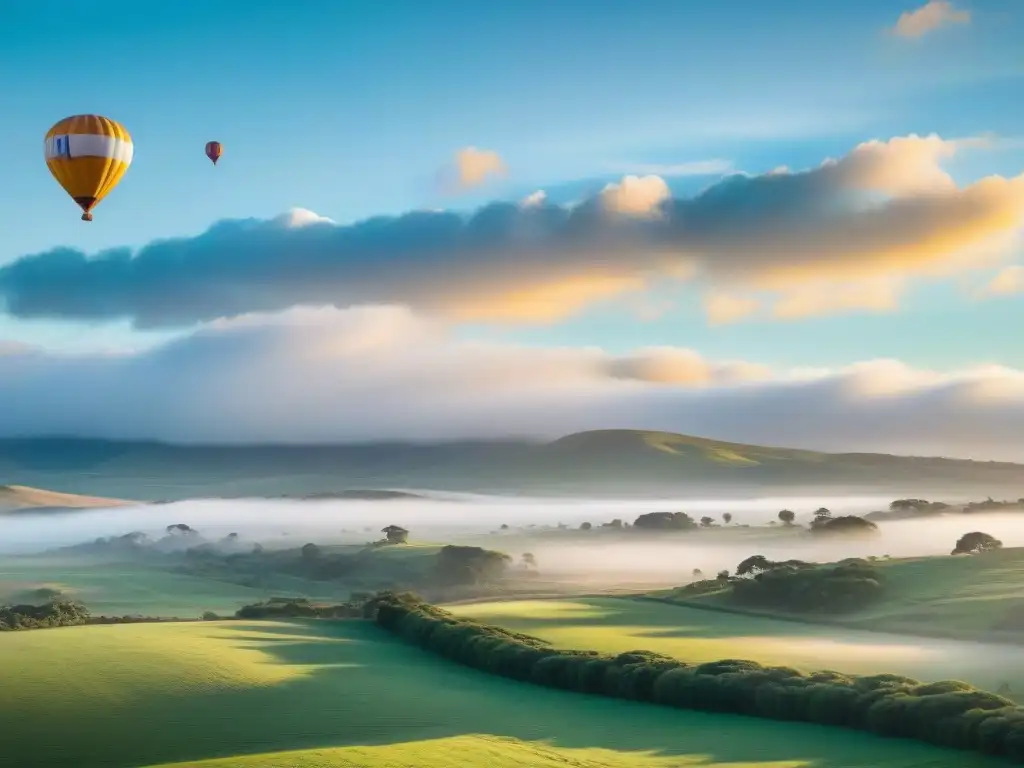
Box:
205;141;222;165
44;115;133;222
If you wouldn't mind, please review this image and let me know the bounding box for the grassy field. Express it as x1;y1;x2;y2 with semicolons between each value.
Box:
0;556;307;616
451;597;1024;696
663;548;1024;641
0;619;1008;768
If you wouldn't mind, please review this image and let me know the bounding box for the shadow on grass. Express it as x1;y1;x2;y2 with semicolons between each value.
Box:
1;619;1009;768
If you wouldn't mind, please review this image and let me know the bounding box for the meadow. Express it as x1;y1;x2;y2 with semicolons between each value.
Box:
0;618;1008;768
660;547;1024;642
0;555;351;617
451;597;1024;695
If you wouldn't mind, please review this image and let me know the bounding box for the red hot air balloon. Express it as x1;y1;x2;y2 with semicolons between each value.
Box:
205;141;222;166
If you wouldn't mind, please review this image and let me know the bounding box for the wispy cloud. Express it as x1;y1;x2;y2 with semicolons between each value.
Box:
610;159;734;178
891;1;971;39
980;265;1024;297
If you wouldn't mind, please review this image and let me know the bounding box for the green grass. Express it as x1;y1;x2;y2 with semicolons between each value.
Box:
847;549;1024;636
0;556;296;616
0;619;1006;768
665;548;1024;642
450;597;1024;696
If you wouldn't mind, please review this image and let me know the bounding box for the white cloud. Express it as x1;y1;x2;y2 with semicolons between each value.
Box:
273;208;336;228
3;306;1024;460
891;1;971;39
521;190;547;207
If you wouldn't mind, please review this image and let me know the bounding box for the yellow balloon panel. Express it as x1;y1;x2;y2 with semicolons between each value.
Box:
46;156;131;207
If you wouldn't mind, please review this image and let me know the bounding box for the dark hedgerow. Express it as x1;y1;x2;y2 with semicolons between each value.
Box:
370;592;1024;762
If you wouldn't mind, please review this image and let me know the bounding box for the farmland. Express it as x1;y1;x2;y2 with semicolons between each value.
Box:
0;618;1004;768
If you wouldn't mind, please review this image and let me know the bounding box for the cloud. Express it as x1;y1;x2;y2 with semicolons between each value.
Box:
891;1;971;38
704;292;760;325
440;146;507;192
607;347;771;385
982;265;1024;296
598;175;672;218
612;159;734;177
2;134;1022;328
521;190;547;207
3;305;1024;461
770;278;902;320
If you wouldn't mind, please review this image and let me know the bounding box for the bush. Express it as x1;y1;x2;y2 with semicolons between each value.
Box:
369;593;1024;762
0;600;91;630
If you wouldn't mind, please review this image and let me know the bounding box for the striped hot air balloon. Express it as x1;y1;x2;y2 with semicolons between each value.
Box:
44;115;133;222
205;141;222;165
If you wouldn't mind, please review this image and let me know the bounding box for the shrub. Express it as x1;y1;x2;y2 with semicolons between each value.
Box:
952;532;1002;555
369;593;1024;762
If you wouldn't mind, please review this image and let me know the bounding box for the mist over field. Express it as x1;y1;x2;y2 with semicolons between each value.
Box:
4;492;1024;587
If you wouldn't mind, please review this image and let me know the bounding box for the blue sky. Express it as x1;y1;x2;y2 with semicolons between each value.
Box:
1;0;1023;369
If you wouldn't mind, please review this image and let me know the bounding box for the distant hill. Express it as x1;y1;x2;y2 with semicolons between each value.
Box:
0;484;136;514
1;430;1023;500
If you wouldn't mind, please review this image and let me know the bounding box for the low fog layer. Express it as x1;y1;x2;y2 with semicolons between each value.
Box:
0;493;887;554
4;494;1024;588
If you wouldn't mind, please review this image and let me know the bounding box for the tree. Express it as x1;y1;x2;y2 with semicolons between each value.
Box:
633;512;698;531
813;507;832;520
580;522;592;530
810;515;878;535
382;525;409;544
777;510;795;526
736;554;773;577
716;569;730;581
692;568;704;579
700;516;715;528
500;524;509;530
723;513;733;525
952;531;1003;555
435;545;512;586
301;543;321;560
521;552;536;569
166;523;197;536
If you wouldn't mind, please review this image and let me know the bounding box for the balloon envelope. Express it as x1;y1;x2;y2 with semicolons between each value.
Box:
205;141;222;165
44;115;133;221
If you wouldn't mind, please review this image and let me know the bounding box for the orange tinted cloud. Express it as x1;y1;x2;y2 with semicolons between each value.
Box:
891;1;971;38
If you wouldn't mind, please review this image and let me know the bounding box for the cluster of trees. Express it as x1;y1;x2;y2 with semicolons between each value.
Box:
808;510;878;536
369;593;1024;762
235;596;368;620
633;512;699;531
730;557;885;613
435;545;512;586
0;600;91;630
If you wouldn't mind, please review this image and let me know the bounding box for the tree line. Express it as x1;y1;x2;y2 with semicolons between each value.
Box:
368;592;1024;762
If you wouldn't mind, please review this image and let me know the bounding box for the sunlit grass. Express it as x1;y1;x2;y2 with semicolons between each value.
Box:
451;597;1024;693
0;619;1000;768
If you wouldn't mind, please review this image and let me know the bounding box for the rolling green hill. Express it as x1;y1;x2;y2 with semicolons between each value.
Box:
2;429;1023;499
0;619;1004;767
